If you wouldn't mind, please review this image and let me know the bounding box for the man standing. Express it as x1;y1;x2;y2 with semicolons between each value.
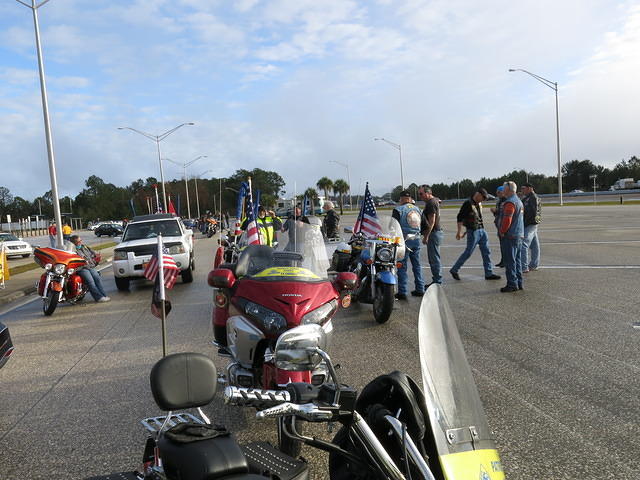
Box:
241;206;282;247
69;235;110;302
48;222;57;248
321;201;340;239
418;185;443;285
392;190;424;299
498;181;524;292
450;188;501;281
62;223;72;243
490;186;506;268
520;183;541;272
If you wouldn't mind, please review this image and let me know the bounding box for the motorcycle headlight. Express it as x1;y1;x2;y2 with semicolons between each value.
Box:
53;263;66;274
243;300;287;335
67;268;75;274
113;250;128;260
302;300;338;326
44;263;53;271
376;247;393;262
168;245;185;254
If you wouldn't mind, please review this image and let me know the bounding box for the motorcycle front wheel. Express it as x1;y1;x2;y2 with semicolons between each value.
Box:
277;416;303;457
372;283;394;324
43;289;59;316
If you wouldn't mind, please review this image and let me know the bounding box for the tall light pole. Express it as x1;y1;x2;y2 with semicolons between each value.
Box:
374;137;404;189
16;0;64;248
118;123;194;211
509;68;563;205
164;155;206;219
328;160;352;210
193;169;211;219
589;174;597;205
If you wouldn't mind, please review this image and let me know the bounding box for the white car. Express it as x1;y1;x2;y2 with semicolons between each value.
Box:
112;214;194;291
0;233;33;258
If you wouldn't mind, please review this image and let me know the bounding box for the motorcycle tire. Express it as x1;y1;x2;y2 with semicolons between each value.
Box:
181;266;194;283
372;283;394;324
277;416;303;457
43;289;59;316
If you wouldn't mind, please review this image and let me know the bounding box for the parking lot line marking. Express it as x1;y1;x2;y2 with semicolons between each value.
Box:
424;265;640;270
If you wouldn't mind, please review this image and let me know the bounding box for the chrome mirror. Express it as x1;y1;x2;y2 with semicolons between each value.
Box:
274;325;327;371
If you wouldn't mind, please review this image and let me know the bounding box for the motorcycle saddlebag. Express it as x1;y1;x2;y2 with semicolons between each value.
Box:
330;251;352;272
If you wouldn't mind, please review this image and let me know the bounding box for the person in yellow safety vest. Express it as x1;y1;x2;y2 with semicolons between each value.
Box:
241;206;282;247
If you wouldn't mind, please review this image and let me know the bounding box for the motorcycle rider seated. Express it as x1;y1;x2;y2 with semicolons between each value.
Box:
321;201;340;239
69;235;110;303
241;205;282;247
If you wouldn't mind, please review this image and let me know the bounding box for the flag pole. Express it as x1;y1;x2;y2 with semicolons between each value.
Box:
248;176;260;245
158;234;168;357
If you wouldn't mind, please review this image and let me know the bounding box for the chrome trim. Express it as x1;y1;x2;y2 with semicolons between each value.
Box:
385;415;436;480
352;411;405;480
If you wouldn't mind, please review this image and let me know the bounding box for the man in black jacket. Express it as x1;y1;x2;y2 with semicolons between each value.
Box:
450;188;501;281
321;201;340;239
520;183;541;272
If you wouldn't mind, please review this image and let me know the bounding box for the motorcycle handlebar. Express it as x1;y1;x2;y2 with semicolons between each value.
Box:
224;386;291;408
256;402;333;421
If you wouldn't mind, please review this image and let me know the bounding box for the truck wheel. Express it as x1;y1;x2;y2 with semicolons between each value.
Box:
115;277;130;291
181;266;194;283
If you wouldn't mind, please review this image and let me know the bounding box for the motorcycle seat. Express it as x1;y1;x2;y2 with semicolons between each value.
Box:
158;431;251;480
234;245;274;277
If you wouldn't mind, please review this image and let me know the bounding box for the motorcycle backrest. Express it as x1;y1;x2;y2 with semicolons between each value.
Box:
150;353;217;411
234;244;274;277
333;271;358;291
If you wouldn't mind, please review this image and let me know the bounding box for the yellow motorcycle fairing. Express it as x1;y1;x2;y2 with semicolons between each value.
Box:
439;448;505;479
252;266;320;279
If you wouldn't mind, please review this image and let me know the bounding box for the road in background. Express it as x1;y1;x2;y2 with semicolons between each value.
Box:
1;205;639;479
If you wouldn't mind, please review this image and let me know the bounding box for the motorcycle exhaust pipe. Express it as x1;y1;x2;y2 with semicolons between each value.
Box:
224;386;291;408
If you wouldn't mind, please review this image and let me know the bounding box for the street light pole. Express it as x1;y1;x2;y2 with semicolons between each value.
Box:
164;156;206;219
509;68;563;205
193;170;212;219
16;0;64;248
374;138;404;189
118;123;195;211
328;160;352;210
589;174;597;205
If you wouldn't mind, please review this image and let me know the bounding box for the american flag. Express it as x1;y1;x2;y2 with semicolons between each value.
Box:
245;184;262;245
143;244;180;289
354;183;382;237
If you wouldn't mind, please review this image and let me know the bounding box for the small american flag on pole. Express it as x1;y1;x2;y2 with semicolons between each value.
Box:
354;183;382;238
245;179;262;245
143;237;181;289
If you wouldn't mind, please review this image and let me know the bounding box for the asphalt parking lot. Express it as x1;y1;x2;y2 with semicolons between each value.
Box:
1;204;639;479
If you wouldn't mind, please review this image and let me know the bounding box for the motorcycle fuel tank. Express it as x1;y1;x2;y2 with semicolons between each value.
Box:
226;316;266;368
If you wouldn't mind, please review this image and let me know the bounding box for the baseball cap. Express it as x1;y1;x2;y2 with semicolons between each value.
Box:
399;190;412;197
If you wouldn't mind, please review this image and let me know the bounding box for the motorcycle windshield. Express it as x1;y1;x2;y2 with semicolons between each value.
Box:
418;285;504;477
372;215;405;260
238;219;330;280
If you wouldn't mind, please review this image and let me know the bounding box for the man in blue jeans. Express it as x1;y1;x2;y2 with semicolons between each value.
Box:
70;235;110;302
519;183;541;272
392;191;424;299
450;188;501;282
497;181;524;292
418;185;443;285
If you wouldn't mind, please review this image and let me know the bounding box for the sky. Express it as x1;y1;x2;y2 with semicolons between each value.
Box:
1;0;639;200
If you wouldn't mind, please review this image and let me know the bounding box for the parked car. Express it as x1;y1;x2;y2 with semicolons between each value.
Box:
94;224;124;237
0;322;14;369
570;189;584;194
112;214;194;291
0;233;33;258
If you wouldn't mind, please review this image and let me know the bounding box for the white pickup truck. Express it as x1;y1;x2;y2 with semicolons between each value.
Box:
112;214;194;291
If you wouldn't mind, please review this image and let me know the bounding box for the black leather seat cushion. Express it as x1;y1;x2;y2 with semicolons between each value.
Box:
159;431;249;480
150;353;217;411
234;245;274;277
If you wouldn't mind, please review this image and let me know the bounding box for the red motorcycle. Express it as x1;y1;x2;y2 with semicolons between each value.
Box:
34;247;100;316
207;220;356;455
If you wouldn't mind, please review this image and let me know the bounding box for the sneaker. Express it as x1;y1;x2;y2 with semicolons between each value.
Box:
496;262;504;268
97;296;111;302
500;285;518;293
485;274;501;280
450;270;460;281
529;267;538;271
395;293;407;300
411;290;424;297
522;270;530;274
518;284;524;290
